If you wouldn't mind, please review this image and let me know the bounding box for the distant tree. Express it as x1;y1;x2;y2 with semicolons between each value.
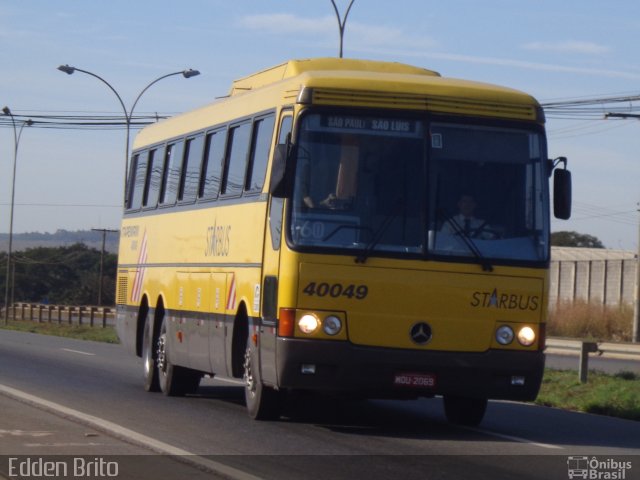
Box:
10;243;117;305
551;231;605;248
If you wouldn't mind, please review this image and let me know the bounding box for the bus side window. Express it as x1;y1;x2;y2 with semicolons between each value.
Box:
268;113;292;250
159;141;184;206
245;114;276;193
128;152;148;211
142;149;159;208
199;129;225;200
143;148;164;208
179;134;205;203
278;115;292;144
126;153;139;210
221;122;251;197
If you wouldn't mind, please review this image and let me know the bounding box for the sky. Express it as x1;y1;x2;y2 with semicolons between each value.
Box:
1;0;639;250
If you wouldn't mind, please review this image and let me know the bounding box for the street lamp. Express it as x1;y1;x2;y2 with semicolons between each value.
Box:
2;106;33;324
330;0;355;58
57;65;200;201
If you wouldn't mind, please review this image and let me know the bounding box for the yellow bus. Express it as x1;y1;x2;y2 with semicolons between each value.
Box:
116;58;571;426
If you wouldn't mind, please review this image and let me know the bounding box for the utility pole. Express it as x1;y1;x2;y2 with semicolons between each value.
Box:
91;228;118;306
605;113;640;342
625;202;640;343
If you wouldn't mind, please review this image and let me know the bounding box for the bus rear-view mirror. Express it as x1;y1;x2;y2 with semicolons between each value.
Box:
553;168;572;220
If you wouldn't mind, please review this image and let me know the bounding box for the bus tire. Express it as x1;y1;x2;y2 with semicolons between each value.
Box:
243;344;280;420
157;316;201;396
142;310;160;392
443;396;488;426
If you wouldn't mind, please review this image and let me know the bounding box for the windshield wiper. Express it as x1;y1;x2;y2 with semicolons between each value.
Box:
444;217;493;272
355;200;403;264
323;224;373;242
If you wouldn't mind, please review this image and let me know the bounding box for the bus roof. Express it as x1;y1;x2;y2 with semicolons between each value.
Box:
228;58;441;95
133;58;542;149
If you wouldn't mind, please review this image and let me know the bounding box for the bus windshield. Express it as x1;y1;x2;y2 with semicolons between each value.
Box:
288;112;549;264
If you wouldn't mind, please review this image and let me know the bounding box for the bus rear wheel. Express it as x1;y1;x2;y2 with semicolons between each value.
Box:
243;344;280;420
157;316;201;396
142;311;160;392
443;396;488;426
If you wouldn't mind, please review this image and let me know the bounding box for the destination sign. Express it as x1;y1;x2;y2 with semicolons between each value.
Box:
308;114;423;137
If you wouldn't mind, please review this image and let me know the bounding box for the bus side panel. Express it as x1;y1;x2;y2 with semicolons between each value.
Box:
183;272;212;373
207;272;228;374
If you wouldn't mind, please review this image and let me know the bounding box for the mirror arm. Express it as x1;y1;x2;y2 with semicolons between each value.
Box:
548;156;568;177
552;156;568;170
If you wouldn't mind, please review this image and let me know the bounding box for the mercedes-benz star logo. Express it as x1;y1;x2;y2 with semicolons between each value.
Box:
410;322;432;345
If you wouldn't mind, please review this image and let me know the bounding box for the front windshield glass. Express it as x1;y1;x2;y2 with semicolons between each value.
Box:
429;123;549;262
288;112;549;263
290;113;426;256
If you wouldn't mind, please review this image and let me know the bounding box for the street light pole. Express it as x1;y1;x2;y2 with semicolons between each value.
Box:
636;203;640;343
330;0;355;58
57;65;129;199
57;66;200;202
605;112;640;343
2;107;33;324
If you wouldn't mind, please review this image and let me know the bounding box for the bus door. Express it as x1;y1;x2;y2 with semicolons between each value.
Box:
259;113;292;384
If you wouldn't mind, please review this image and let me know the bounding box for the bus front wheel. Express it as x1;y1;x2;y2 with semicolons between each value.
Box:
243;344;280;420
443;396;488;426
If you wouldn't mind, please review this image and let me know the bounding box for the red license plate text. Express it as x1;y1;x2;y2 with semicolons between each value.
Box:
393;372;436;388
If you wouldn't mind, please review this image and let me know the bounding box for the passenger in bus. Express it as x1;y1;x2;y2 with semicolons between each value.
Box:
441;193;494;239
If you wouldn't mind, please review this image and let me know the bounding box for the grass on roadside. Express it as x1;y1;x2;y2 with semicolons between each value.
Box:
547;301;633;342
535;368;640;421
0;318;119;343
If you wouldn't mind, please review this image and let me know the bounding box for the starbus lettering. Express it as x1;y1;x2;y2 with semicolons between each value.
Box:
205;221;231;257
471;288;539;311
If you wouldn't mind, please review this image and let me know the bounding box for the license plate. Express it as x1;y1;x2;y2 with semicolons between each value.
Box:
393;372;436;388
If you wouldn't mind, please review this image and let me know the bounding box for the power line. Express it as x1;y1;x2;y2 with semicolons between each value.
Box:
541;93;640;121
570;201;638;226
0;203;121;208
0;111;172;131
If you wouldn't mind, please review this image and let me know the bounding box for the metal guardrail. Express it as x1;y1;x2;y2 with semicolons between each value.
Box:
546;338;640;383
1;302;115;328
546;338;640;359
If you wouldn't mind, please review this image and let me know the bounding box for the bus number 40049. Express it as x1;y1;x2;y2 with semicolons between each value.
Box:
302;282;368;300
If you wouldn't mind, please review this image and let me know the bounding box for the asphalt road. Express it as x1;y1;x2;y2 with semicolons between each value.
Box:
0;330;638;480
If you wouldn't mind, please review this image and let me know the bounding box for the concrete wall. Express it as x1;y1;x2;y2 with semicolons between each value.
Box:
549;258;637;307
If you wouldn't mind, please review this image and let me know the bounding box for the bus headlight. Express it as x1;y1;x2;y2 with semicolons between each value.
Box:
495;325;514;345
298;314;320;334
517;326;536;346
322;315;342;336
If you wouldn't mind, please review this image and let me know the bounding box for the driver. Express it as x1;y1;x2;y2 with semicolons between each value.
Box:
441;193;493;239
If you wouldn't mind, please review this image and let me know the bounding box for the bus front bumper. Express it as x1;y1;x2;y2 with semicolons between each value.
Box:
275;338;544;400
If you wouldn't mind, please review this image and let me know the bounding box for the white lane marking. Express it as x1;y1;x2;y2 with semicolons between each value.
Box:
0;383;261;480
0;429;53;437
61;348;95;356
464;426;563;450
25;442;106;448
